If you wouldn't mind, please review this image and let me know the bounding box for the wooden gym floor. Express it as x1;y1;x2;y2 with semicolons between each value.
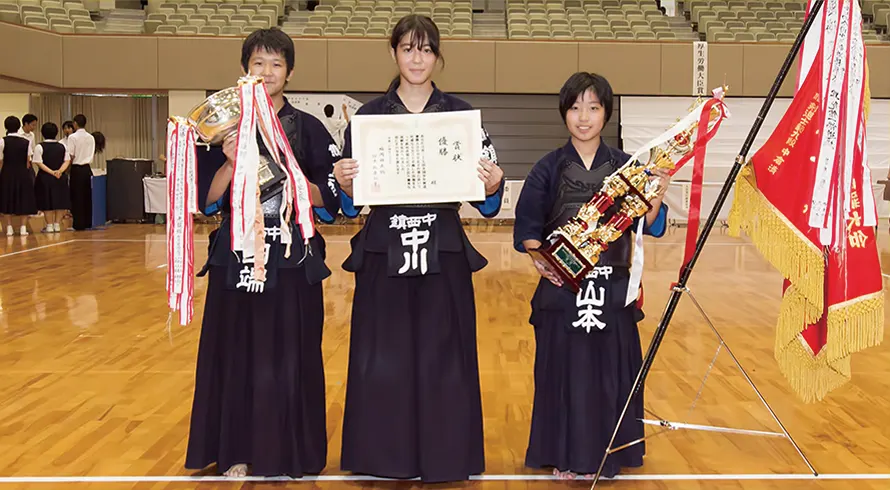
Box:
2;221;890;490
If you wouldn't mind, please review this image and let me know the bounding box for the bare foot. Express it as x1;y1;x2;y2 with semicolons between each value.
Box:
224;464;248;478
552;468;576;480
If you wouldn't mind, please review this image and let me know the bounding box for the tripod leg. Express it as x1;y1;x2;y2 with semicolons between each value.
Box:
591;288;680;485
683;289;818;476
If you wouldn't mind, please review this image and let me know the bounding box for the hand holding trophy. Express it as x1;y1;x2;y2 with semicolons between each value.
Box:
165;75;316;326
528;87;729;292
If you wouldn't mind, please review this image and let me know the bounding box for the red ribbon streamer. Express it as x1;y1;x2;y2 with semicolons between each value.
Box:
672;98;726;280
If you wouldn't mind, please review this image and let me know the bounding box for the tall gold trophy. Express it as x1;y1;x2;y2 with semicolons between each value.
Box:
528;92;727;292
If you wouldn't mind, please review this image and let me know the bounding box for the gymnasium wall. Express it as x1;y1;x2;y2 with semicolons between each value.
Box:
0;93;30;124
3;20;888;223
2;21;890;97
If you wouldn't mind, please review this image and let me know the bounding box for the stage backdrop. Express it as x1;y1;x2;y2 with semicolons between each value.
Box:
619;96;890;224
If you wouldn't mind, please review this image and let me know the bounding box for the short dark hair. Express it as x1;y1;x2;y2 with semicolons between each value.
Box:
41;122;58;140
22;113;37;125
73;114;87;128
387;14;444;92
62;120;74;131
4;116;20;134
324;104;334;117
241;28;295;75
558;72;614;124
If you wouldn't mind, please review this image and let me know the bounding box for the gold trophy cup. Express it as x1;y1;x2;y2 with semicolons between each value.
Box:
184;81;286;199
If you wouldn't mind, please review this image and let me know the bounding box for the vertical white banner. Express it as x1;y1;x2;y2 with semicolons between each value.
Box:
693;41;708;96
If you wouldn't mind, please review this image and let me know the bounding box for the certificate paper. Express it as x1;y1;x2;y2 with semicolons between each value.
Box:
350;109;485;206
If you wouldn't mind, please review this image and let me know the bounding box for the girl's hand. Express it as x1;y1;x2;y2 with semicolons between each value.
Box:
533;257;563;287
477;158;503;196
650;167;671;199
333;158;358;187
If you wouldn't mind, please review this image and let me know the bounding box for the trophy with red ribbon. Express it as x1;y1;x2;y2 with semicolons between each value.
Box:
165;75;316;327
528;88;729;292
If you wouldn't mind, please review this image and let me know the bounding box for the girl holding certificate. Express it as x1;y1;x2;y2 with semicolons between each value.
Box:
513;72;670;480
332;14;504;483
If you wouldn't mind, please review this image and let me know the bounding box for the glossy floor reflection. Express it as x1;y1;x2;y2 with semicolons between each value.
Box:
1;223;890;489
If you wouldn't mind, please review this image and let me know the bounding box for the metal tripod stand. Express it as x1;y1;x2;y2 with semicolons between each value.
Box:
596;283;817;486
590;0;826;486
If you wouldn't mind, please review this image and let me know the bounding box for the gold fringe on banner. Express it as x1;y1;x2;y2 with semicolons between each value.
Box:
727;60;879;404
728;165;825;320
776;284;821;353
776;286;852;403
825;292;885;361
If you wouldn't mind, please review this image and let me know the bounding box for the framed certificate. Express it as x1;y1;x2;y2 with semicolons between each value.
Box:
350;109;485;206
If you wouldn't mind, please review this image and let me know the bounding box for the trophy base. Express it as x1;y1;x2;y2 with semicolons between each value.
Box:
527;234;593;293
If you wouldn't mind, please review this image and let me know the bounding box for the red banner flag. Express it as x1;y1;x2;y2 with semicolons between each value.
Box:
729;0;883;402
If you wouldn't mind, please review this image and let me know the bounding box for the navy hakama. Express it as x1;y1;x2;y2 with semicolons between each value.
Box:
185;100;341;478
337;83;504;482
514;141;668;478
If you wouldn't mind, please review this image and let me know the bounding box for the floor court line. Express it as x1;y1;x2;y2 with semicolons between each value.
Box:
0;240;76;258
72;239;210;243
1;473;890;484
69;238;756;247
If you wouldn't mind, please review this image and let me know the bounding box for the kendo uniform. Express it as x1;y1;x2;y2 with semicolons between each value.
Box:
33;140;71;212
0;134;37;217
185;99;341;478
337;82;504;483
513;140;668;478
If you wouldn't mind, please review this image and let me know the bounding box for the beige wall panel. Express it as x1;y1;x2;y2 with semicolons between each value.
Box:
158;37;243;90
63;36;158;89
578;42;661;95
867;46;890;99
168;90;208;118
708;44;744;96
0;30;885;97
327;39;395;92
495;42;578;94
434;40;496;93
0;24;63;87
742;45;798;97
287;39;328;91
0;78;61;93
661;43;693;96
0;93;32;122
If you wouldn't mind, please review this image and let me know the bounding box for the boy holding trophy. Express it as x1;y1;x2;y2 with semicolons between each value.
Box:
175;28;341;478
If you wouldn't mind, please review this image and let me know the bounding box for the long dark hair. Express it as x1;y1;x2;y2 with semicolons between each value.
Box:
92;131;106;153
387;14;444;92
